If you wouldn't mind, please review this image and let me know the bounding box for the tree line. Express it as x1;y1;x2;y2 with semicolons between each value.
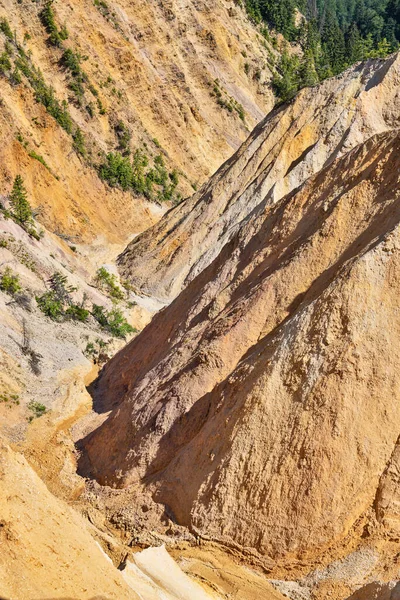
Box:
244;0;400;101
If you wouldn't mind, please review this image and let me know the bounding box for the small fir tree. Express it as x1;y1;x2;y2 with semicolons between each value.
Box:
299;50;319;88
9;175;33;226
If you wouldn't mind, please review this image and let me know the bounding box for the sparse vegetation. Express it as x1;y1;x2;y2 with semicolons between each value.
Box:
92;304;135;338
0;392;20;407
36;291;64;319
40;0;69;47
61;48;83;77
73;127;86;157
0;51;12;75
36;272;88;322
49;271;76;304
84;337;110;364
16;48;74;133
21;319;42;375
96;267;124;300
16;134;54;174
0;17;13;40
93;0;121;31
99;148;180;203
65;304;90;321
0;268;21;295
10;66;22;85
211;79;246;122
99;151;133;191
61;48;90;107
28;400;47;421
115;120;131;155
28;149;51;170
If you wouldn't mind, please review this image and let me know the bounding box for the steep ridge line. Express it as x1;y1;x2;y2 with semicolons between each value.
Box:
117;53;400;302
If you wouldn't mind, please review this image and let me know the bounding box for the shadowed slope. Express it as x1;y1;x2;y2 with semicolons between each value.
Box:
80;130;400;561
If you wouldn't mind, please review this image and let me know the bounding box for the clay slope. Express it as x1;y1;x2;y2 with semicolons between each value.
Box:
0;440;140;600
0;0;274;243
81;129;400;562
118;53;400;302
2;439;247;599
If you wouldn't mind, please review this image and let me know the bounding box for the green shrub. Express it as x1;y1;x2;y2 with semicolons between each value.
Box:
96;267;124;300
28;400;47;421
49;271;76;304
84;341;96;357
115;120;131;154
99;148;180;203
68;79;85;101
10;66;22;85
211;79;246;123
65;304;89;321
84;337;110;364
61;48;83;77
88;84;99;96
73;127;86;157
40;1;68;46
94;0;110;13
86;102;94;118
92;304;135;338
28;227;45;241
36;272;91;322
36;291;64;319
0;392;19;406
0;268;21;295
5;40;13;56
271;50;301;103
16;51;73;133
0;17;13;40
97;98;106;114
59;24;69;41
0;51;11;74
28;149;50;170
99;152;133;190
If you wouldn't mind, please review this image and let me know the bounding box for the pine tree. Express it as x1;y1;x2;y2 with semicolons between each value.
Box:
49;271;76;306
9;175;33;226
386;0;400;41
322;11;347;74
346;22;364;62
382;16;398;47
272;48;301;102
300;49;319;87
73;127;86;157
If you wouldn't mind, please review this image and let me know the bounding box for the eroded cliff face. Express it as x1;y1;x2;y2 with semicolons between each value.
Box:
81;128;400;564
2;8;400;592
118;53;400;302
0;0;275;244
